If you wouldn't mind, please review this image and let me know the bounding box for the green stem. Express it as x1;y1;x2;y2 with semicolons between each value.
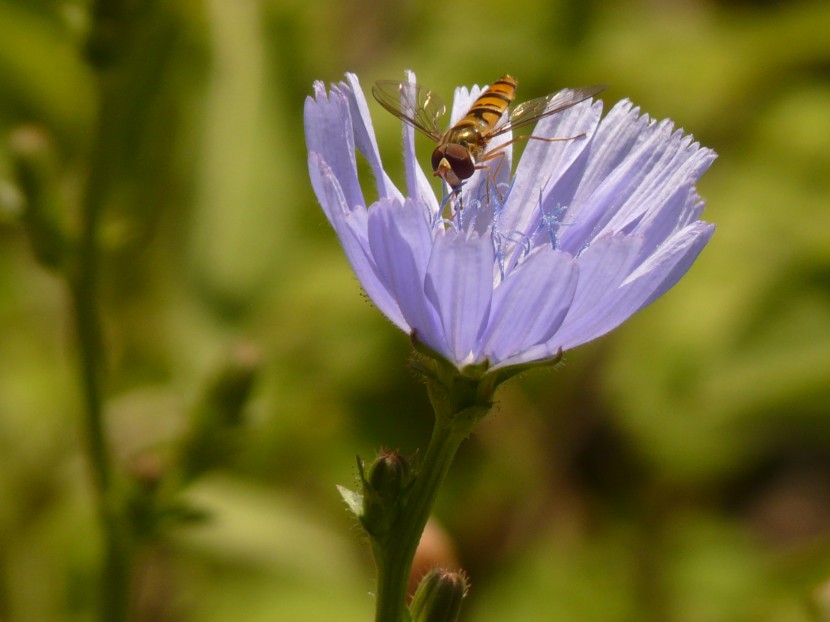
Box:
70;2;135;616
73;152;108;503
70;154;131;622
373;419;469;622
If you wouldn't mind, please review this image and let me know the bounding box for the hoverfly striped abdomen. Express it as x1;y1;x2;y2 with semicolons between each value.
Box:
454;75;518;136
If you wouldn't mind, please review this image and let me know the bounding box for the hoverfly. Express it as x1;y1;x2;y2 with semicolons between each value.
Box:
372;75;605;199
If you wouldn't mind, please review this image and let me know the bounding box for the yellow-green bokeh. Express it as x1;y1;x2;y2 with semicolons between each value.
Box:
0;0;829;620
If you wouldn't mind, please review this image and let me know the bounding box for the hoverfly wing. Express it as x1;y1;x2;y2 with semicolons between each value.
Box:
372;80;446;141
491;84;607;137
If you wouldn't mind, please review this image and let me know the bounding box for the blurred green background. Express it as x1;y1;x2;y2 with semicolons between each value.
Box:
1;0;829;620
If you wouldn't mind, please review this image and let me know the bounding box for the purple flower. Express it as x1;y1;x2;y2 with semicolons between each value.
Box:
305;73;715;371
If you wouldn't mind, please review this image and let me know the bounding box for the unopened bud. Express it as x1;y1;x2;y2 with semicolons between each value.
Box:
367;449;412;506
409;568;468;622
359;449;413;539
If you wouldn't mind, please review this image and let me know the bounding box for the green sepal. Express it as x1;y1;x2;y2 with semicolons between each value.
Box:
411;334;564;422
488;347;564;386
409;335;491;425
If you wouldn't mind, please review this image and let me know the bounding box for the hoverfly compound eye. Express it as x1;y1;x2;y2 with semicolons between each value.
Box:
431;145;448;174
443;144;476;181
432;144;475;182
431;144;475;188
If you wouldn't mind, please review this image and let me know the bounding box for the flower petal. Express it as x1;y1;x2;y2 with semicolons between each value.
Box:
552;232;644;346
634;221;715;309
557;102;713;256
498;99;603;239
340;74;402;201
481;248;578;362
557;222;715;350
633;183;710;266
308;154;407;330
600;132;715;240
402;70;440;217
424;230;494;364
368;197;449;356
569;100;651;200
304;83;364;209
553;101;657;255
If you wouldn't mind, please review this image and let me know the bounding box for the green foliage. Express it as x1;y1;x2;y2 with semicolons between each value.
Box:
0;0;829;620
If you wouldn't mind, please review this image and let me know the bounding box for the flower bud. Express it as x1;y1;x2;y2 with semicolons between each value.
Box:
367;449;413;506
359;449;413;539
409;568;469;622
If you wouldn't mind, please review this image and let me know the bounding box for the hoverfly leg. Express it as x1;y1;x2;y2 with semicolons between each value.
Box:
516;131;587;145
487;150;507;204
475;148;508;205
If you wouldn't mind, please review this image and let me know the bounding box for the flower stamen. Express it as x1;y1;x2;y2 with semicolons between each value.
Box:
533;199;572;250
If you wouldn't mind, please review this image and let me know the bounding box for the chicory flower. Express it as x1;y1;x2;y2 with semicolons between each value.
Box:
305;73;715;371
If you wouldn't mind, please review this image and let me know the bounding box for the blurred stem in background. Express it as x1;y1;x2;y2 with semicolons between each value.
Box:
9;119;132;619
15;119;133;619
73;1;136;620
10;53;132;622
10;0;262;618
12;1;144;620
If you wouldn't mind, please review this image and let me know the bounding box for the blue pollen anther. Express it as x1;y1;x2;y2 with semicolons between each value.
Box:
535;201;572;250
